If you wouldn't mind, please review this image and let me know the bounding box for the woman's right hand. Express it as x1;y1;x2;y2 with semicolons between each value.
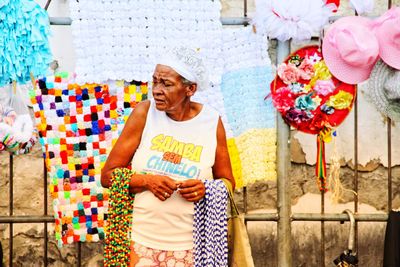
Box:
143;174;179;201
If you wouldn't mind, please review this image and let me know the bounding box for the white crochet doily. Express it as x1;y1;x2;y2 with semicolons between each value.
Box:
69;0;223;85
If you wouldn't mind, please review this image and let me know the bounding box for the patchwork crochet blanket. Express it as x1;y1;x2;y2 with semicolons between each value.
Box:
30;73;147;246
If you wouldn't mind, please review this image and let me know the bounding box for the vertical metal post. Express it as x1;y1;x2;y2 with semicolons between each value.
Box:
43;159;48;266
353;87;359;251
387;0;393;215
9;154;14;267
388;119;392;211
77;242;82;267
276;40;292;267
320;192;325;267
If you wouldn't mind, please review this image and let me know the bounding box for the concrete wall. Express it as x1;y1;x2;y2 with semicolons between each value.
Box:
1;0;400;266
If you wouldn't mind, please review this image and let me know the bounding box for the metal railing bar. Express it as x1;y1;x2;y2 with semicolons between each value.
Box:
276;40;292;267
49;17;252;26
44;14;52;267
245;214;279;221
77;242;81;267
388;119;392;211
43;159;49;266
321;191;325;267
44;0;52;11
243;213;388;222
49;17;72;25
0;216;54;223
9;154;13;267
291;213;388;222
353;85;359;252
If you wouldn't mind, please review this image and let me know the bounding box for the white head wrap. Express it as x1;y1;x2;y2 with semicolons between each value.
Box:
158;47;209;91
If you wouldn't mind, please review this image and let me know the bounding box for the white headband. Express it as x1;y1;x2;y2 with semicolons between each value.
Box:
158;55;197;84
156;47;209;91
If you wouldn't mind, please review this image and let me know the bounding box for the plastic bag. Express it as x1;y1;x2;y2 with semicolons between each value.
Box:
0;82;37;154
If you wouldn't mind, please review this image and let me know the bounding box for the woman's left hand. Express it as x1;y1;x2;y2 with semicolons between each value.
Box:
178;179;205;202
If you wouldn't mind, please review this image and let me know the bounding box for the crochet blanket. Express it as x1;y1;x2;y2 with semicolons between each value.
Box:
30;73;148;246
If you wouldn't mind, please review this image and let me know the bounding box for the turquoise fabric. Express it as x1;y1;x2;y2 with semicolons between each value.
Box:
0;0;52;86
220;66;275;137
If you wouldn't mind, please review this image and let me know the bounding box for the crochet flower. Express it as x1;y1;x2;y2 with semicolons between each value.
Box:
295;93;318;111
298;58;315;80
285;108;313;123
308;112;328;132
277;63;300;85
309;60;332;87
289;83;303;93
314;79;335;96
272;86;296;112
326;90;354;110
320;104;335;115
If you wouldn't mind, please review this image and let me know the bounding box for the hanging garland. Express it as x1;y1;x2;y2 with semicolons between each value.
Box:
270;46;356;192
104;168;135;267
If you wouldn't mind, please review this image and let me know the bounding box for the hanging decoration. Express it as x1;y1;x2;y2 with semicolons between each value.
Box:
324;0;340;12
252;0;336;42
0;0;52;86
270;46;356;191
0;83;37;154
69;0;223;85
30;72;148;246
104;168;135;267
193;27;276;188
0;0;52;154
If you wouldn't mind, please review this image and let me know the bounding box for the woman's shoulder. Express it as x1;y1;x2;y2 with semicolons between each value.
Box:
132;100;151;117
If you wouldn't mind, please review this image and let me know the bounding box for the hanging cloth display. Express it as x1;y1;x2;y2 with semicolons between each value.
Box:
270;46;356;192
69;0;223;85
30;72;148;246
0;0;52;154
0;0;52;86
192;26;276;188
0;82;37;154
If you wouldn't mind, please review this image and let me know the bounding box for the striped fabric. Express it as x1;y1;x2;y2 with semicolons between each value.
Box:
193;179;228;267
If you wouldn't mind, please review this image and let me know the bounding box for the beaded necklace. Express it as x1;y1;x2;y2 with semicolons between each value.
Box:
104;168;135;266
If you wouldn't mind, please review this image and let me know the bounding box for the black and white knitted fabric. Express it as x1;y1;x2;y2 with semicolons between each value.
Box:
193;179;228;267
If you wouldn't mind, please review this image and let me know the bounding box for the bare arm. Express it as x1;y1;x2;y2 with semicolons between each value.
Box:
101;100;150;190
212;117;235;190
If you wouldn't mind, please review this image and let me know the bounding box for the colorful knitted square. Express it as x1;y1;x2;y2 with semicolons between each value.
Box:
30;72;147;246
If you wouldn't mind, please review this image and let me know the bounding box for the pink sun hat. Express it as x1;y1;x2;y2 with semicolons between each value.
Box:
322;16;379;84
372;7;400;70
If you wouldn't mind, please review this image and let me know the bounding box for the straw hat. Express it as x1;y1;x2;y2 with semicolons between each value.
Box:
322;16;379;84
365;60;400;121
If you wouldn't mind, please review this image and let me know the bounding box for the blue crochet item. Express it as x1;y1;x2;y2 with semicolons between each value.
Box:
193;179;228;267
0;0;52;86
220;66;275;137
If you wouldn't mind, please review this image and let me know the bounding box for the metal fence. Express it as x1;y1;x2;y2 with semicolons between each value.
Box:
0;0;396;266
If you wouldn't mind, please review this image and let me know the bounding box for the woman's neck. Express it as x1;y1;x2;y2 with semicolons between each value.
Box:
166;101;200;122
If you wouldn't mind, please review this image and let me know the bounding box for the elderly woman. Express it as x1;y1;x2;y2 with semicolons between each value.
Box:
101;47;235;267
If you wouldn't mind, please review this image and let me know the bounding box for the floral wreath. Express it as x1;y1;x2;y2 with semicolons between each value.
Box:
270;45;356;191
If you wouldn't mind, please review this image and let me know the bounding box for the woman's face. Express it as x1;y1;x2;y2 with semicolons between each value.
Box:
152;64;194;112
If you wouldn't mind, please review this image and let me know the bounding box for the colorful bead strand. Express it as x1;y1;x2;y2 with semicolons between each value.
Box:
104;168;135;267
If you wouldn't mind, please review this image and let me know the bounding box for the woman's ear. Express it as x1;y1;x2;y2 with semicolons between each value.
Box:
186;83;197;97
